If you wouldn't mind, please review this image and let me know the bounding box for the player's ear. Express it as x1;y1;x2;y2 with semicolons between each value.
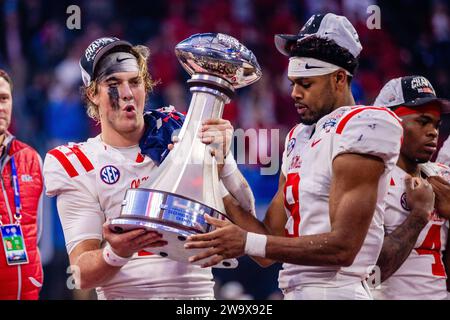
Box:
86;82;100;105
334;70;347;90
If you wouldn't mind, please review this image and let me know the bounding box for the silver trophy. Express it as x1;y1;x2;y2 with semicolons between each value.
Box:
110;33;262;268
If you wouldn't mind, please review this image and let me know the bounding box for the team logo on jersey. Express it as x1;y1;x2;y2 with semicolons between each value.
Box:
100;165;121;185
287;138;296;157
322;118;337;133
400;192;411;211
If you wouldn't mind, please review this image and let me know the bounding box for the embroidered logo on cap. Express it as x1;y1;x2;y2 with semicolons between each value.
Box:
411;77;436;95
85;37;116;62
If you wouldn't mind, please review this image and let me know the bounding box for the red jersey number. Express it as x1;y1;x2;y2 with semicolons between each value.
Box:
415;224;446;277
284;173;300;237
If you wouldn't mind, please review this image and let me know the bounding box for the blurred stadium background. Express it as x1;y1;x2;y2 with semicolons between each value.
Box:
0;0;449;299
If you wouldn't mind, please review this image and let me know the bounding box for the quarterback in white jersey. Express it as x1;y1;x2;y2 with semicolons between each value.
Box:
45;134;216;299
185;13;403;300
43;37;255;299
372;75;450;300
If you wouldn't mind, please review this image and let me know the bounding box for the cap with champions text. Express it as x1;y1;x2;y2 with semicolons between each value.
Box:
374;75;450;114
80;37;132;86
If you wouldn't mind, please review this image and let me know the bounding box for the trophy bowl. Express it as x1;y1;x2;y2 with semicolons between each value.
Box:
175;32;262;89
111;188;238;268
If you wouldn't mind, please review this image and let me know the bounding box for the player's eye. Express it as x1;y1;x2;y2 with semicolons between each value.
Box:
301;83;311;89
130;78;141;86
417;118;430;126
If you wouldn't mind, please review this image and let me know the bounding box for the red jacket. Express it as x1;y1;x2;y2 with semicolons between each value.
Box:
0;136;43;300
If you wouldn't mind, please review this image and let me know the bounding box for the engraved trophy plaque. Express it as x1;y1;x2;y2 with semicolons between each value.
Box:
110;33;262;268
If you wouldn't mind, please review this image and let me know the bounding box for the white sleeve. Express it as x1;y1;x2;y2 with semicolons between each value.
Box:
43;152;104;255
43;152;76;197
220;156;256;216
281;132;290;177
437;136;450;167
332;108;403;170
56;188;104;255
219;180;229;197
423;162;450;183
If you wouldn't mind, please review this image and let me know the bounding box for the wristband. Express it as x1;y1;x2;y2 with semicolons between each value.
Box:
219;154;238;178
244;232;267;257
103;243;131;267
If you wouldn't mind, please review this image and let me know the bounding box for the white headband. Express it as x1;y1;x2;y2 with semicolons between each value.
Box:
288;57;352;77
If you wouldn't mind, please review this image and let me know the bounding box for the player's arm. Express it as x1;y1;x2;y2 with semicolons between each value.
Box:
69;224;165;289
186;153;385;267
44;151;167;290
57;190;167;290
376;176;434;282
223;173;287;267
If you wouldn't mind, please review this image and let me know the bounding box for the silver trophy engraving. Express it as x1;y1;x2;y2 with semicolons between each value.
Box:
110;33;262;268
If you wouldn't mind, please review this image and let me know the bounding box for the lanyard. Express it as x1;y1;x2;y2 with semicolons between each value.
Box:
10;157;22;223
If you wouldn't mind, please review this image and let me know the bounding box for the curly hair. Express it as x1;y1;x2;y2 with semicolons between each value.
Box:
80;45;158;121
289;36;359;79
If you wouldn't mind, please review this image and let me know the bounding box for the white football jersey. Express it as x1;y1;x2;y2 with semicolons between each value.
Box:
437;136;450;167
43;135;214;299
278;106;403;291
374;163;450;300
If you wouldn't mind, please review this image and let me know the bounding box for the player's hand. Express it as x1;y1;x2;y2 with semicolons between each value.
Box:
427;176;450;219
103;220;167;258
199;119;233;167
405;175;435;222
184;214;246;268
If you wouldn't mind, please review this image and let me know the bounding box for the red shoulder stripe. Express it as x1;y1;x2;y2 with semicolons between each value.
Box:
336;106;401;134
288;125;299;139
48;149;79;178
69;145;94;172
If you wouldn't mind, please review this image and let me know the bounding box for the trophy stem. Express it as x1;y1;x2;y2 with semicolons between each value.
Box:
143;74;234;213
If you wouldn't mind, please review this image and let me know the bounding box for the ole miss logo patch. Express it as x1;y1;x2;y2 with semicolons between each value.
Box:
100;165;120;184
400;192;411;211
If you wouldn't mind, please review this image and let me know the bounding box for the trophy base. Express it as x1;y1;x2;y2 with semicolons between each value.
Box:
109;217;238;269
